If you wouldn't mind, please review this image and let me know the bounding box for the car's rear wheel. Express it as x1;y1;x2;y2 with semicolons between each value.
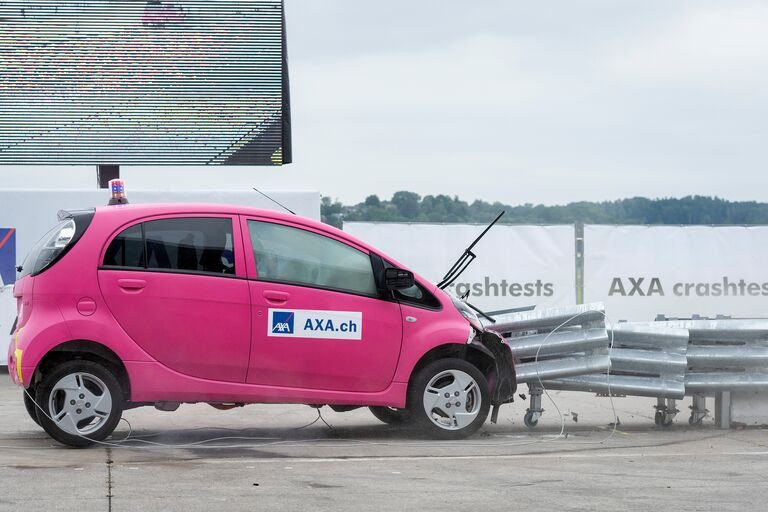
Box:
408;358;490;440
35;360;123;447
369;406;412;425
23;388;41;427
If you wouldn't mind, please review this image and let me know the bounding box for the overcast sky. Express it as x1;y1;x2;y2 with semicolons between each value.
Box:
282;0;768;205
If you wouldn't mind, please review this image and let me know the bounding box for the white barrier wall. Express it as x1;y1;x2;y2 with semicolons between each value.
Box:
347;223;768;322
0;188;320;281
584;225;768;321
344;222;576;311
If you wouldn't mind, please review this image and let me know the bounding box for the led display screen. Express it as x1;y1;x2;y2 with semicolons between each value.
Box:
0;0;290;165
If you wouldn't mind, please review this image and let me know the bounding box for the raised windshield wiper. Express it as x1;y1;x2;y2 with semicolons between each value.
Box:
465;301;497;324
437;210;505;290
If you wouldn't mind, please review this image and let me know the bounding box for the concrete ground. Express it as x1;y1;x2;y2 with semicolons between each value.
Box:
1;369;767;512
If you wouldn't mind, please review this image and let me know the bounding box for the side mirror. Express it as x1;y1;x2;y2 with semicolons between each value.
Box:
384;267;415;290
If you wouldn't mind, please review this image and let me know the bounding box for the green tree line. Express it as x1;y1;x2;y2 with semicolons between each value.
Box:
321;192;768;228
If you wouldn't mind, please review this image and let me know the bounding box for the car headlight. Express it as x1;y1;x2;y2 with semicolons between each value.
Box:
449;293;483;331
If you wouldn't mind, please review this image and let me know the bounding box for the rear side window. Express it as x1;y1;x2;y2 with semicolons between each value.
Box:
248;220;376;296
145;218;234;274
102;217;235;275
103;224;145;268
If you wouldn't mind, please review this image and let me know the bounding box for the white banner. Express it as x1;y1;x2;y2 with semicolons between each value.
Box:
344;223;575;311
585;225;768;321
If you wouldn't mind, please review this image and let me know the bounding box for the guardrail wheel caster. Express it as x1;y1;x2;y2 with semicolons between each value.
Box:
524;384;543;429
688;394;708;426
524;410;540;428
654;398;678;427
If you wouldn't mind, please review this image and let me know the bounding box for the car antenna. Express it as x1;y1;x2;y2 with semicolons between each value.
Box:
253;187;296;215
437;210;505;290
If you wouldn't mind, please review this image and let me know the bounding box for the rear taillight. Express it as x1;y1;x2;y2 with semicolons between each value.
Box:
30;218;76;275
18;210;93;279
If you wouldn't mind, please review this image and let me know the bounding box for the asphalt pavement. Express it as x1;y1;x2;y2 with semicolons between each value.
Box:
1;368;767;511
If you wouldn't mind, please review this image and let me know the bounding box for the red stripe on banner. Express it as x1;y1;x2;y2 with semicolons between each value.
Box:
0;228;15;251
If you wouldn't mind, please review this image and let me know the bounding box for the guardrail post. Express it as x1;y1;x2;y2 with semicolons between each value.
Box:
715;392;731;429
574;222;584;305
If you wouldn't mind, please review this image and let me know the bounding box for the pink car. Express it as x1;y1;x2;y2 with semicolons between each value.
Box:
8;200;515;446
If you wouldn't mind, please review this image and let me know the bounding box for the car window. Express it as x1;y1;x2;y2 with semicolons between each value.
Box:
103;218;235;275
144;218;235;275
393;282;442;309
248;220;376;296
384;259;441;309
103;224;145;268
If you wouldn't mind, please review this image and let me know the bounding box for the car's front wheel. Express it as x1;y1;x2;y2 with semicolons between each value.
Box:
35;360;123;447
409;358;490;440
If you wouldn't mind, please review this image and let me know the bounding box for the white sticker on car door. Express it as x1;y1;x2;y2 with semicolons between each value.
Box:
268;309;363;340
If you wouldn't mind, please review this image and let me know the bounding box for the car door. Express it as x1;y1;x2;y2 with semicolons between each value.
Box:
98;215;251;382
241;217;403;393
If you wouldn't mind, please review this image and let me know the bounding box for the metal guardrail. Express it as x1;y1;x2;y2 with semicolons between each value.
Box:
544;323;688;398
499;313;768;428
486;303;611;385
655;318;768;426
539;323;690;426
484;303;611;427
653;319;768;391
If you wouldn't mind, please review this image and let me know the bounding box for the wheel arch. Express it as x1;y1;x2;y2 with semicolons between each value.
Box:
31;340;131;402
406;343;496;395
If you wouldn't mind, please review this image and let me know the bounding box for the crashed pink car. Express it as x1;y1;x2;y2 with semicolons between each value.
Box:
8;199;515;446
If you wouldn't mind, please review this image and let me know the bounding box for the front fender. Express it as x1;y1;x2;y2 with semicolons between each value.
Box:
392;312;474;384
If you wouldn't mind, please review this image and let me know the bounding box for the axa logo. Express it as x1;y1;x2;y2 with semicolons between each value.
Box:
271;311;294;334
608;277;665;296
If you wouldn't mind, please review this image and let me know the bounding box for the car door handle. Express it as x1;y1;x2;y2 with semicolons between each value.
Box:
263;290;290;304
118;279;147;290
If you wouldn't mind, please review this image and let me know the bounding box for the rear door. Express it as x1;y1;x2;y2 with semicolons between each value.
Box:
98;215;251;382
242;217;403;393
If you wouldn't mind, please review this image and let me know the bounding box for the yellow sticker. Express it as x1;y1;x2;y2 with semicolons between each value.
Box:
14;348;23;385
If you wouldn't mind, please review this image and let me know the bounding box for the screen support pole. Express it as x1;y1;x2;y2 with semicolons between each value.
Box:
97;165;120;189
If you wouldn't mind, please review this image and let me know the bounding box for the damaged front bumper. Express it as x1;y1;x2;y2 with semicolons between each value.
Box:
470;329;516;420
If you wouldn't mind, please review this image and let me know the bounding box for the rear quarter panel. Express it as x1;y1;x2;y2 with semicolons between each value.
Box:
19;212;156;383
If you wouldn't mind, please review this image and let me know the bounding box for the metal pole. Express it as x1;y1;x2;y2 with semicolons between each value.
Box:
575;222;584;305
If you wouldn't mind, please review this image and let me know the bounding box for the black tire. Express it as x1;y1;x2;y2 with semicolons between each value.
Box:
35;360;123;448
23;388;42;427
369;406;412;425
408;358;490;440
